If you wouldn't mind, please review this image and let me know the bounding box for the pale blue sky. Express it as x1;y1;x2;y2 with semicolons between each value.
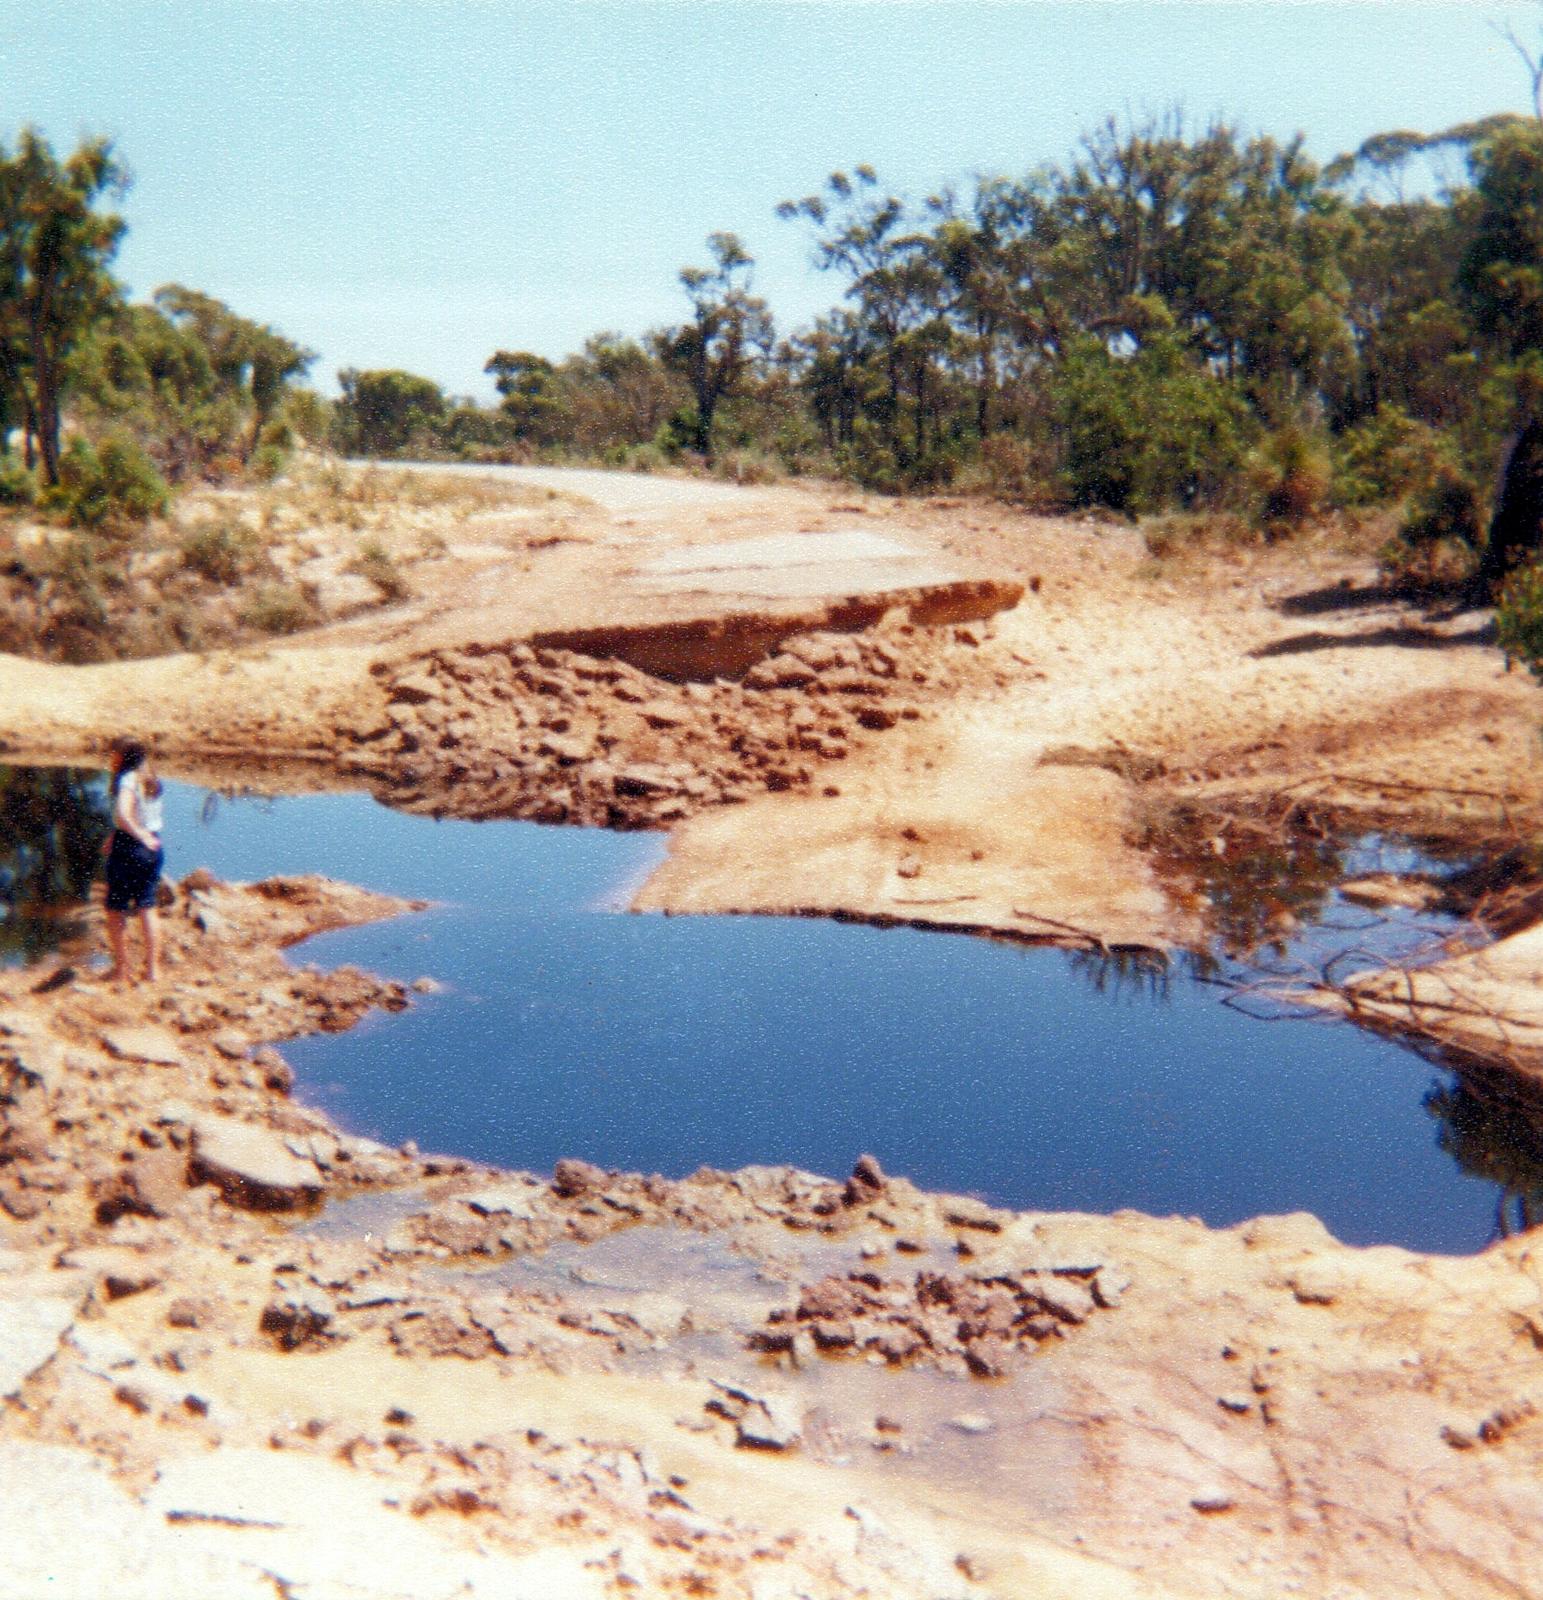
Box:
4;1;1536;398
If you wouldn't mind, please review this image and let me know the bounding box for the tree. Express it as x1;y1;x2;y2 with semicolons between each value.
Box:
485;349;568;445
0;128;127;484
333;368;447;457
654;233;772;454
154;285;313;458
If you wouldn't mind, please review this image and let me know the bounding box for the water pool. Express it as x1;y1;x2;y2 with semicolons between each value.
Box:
4;765;1539;1254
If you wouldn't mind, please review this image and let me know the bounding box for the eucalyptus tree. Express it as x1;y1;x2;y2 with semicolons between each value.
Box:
334;368;447;457
154;285;313;459
0;128;127;483
654;232;773;454
1460;120;1543;592
486;349;568;446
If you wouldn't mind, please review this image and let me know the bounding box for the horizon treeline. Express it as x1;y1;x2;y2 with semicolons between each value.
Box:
338;108;1543;549
5;108;1543;550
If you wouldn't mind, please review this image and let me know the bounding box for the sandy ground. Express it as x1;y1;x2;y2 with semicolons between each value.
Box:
5;464;1543;1597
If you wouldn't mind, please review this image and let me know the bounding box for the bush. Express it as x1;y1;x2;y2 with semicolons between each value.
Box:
1330;407;1450;508
1248;425;1331;531
346;538;409;600
41;436;170;530
180;517;260;584
712;448;783;486
1053;335;1254;515
1379;466;1483;583
240;583;318;635
248;442;289;482
1496;559;1543;682
0;452;36;506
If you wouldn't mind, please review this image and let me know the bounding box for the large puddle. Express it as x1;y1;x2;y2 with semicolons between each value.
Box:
5;764;1542;1255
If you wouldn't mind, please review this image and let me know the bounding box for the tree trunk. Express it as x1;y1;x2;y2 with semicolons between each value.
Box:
1476;416;1543;598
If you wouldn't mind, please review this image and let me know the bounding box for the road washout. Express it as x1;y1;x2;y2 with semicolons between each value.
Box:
5;464;1543;1597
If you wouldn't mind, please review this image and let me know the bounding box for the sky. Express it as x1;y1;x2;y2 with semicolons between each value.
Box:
4;0;1538;399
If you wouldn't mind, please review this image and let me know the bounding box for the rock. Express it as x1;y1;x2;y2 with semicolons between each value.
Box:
2;1038;64;1097
210;1032;250;1060
179;867;217;893
613;764;680;797
745;654;818;691
736;1391;802;1452
551;1158;607;1198
68;1322;140;1376
93;1146;189;1222
410;976;443;994
844;1152;888;1206
387;673;440;705
259;1289;337;1350
943;1196;1008;1233
856;705;898;731
463;1184;538;1220
189;1116;324;1210
166;1298;209;1329
0;1296;78;1398
100;1027;184;1067
949;1412;994;1435
639;700;685;729
1029;1277;1097;1325
1191;1490;1237;1514
1288;1265;1342;1306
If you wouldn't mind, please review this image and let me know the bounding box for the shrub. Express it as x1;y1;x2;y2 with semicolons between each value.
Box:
347;538;409;600
249;442;289;482
712;448;782;486
240;583;318;635
41;436;170;530
1248;426;1331;531
1053;335;1254;515
1330;406;1450;508
0;452;36;506
180;517;260;584
1496;558;1543;682
1379;467;1483;583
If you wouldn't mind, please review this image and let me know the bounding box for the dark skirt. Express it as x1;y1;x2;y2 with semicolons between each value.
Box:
104;831;165;913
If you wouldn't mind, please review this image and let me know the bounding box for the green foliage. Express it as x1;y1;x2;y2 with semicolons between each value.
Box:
1248;425;1332;528
333;368;447;457
1459;122;1543;358
1330;406;1451;506
179;516;260;584
1495;558;1543;681
346;537;408;599
40;435;168;529
0;451;36;505
0;128;127;486
1053;334;1254;514
1379;466;1484;583
239;582;318;635
654;233;774;455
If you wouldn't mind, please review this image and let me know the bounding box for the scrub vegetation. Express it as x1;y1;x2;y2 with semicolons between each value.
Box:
6;59;1543;660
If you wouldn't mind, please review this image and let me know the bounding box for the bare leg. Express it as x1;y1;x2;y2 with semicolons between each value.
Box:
139;907;161;983
106;910;128;982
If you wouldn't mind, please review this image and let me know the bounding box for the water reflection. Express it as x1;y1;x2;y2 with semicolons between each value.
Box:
0;764;111;964
1425;1081;1543;1240
1064;945;1172;1003
5;762;1543;1248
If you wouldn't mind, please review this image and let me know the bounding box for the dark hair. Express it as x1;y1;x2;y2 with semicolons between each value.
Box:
109;738;152;796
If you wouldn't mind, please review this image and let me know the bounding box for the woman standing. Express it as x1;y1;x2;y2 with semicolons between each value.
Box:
103;739;164;983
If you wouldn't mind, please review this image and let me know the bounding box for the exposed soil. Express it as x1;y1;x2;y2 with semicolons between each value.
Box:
5;464;1543;1597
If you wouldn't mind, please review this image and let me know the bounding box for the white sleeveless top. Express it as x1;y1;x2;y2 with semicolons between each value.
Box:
116;768;163;839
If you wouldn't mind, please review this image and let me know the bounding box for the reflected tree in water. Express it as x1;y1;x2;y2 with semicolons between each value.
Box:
1064;945;1173;1003
1425;1079;1543;1238
0;764;111;962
